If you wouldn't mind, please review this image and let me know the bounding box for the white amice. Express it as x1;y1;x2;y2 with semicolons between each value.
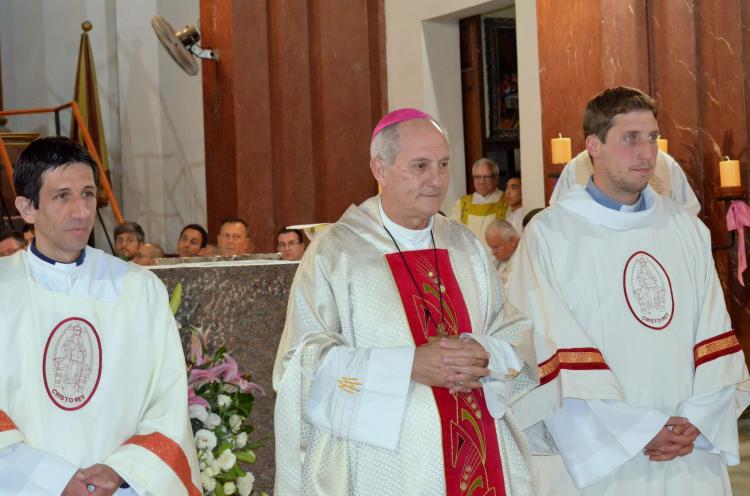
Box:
550;149;701;215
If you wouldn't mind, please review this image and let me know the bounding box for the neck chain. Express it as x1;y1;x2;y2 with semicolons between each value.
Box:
383;226;445;331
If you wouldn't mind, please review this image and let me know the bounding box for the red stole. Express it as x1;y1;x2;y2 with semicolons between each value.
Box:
386;249;506;496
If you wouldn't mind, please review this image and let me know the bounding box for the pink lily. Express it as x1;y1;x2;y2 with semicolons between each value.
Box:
190;332;206;366
189;367;222;386
188;385;209;407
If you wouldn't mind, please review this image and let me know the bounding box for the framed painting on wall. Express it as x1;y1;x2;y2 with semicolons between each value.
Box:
484;17;519;140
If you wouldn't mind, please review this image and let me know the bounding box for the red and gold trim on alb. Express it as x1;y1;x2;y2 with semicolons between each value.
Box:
0;410;17;432
125;432;201;496
539;347;610;385
694;331;741;368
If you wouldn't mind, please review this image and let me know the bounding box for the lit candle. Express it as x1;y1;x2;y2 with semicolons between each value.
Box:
551;133;572;164
657;136;668;153
719;156;741;188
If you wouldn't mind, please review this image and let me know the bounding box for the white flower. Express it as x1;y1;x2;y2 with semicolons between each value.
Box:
237;472;255;496
235;431;248;449
222;383;239;393
229;414;243;433
209;457;222;473
218;449;237;471
224;481;237;495
217;394;232;409
188;405;209;423
200;472;216;492
194;429;217;451
204;412;221;429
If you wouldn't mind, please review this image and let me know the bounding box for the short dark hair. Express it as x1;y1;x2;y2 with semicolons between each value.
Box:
583;86;657;142
0;231;25;245
220;218;250;237
113;221;145;243
22;223;34;234
14;137;99;208
180;223;208;248
277;228;304;244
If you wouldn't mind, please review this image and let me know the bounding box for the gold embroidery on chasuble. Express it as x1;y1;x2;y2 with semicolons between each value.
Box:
694;331;742;367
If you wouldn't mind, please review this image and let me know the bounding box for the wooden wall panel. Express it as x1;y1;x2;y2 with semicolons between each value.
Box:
459;15;486;185
647;0;701;196
536;0;604;197
600;0;650;90
201;0;385;252
537;0;650;201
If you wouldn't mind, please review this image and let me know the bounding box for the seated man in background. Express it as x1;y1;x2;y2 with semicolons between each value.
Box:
276;228;306;261
484;219;519;289
503;175;524;234
199;243;218;256
217;218;254;256
450;157;506;245
22;223;34;246
0;231;26;257
114;221;145;261
132;243;165;266
176;223;208;258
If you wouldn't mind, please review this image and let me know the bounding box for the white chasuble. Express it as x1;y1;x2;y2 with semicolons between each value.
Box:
507;185;750;495
274;196;538;496
0;248;201;495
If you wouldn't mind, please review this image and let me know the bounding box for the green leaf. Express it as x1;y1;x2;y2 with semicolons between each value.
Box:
236;450;256;464
214;442;233;456
169;282;182;315
214;482;226;496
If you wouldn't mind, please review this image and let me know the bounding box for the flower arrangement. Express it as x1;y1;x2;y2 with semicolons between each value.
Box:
171;284;268;496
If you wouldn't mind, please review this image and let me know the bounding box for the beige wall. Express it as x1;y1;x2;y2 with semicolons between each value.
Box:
384;0;544;212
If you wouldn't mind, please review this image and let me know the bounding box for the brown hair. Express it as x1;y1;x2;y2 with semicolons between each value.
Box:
583;86;657;142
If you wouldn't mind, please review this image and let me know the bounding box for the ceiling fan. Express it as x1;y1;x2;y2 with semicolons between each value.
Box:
151;16;219;76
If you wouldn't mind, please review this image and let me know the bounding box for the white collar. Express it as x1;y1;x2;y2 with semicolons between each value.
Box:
472;188;502;203
556;184;663;230
27;245;86;294
378;199;434;251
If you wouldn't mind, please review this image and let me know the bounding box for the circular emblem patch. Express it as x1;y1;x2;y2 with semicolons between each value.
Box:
43;317;102;410
623;251;674;330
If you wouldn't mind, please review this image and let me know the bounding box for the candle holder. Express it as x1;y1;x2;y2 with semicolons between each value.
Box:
711;185;747;251
717;185;747;201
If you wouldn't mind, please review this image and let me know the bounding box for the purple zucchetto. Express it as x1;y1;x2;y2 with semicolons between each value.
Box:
371;108;436;141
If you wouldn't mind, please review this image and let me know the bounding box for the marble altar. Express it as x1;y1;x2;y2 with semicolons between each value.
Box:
151;258;298;493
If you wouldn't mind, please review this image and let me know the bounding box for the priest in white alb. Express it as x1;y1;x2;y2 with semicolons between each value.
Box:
507;87;750;495
274;108;538;495
0;137;201;495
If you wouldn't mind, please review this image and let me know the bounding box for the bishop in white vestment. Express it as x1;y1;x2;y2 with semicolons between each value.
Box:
274;109;538;496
